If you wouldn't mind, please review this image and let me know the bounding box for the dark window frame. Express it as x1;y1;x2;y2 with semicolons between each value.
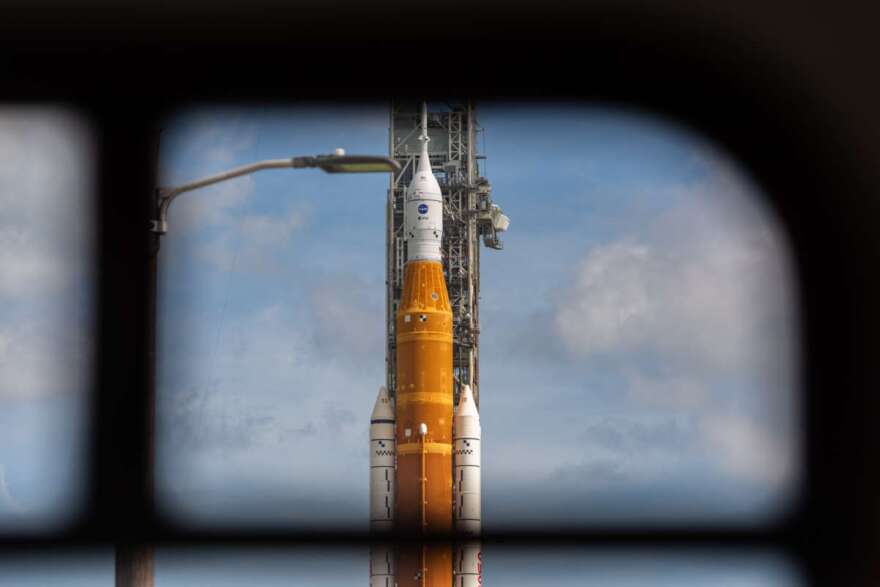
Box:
1;3;879;585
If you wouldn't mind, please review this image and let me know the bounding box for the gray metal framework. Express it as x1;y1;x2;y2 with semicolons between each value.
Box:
386;100;506;408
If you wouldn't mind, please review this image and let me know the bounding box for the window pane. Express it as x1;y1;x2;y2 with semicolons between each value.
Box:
480;105;800;529
0;551;112;586
158;547;803;586
0;108;94;532
156;103;800;529
0;547;804;586
482;547;802;586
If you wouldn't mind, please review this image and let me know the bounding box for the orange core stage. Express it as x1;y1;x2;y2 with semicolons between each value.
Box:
395;259;454;587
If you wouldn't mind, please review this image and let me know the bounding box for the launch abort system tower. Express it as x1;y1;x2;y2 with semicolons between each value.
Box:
386;101;509;408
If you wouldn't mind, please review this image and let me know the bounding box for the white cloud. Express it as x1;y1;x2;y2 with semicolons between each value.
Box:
554;211;790;375
309;274;385;360
158;120;313;275
192;206;305;272
160;119;258;234
554;154;797;379
0;109;93;298
0;227;67;297
170;175;256;233
164;115;256;169
700;413;793;487
0;465;25;515
0;108;94;399
156;283;384;525
0;316;91;398
552;155;800;489
626;371;707;408
240;209;305;247
555;241;653;356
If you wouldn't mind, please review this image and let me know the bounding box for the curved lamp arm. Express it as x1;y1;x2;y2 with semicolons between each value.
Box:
151;153;400;234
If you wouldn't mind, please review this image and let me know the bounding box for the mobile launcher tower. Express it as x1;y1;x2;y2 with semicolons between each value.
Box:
369;102;509;587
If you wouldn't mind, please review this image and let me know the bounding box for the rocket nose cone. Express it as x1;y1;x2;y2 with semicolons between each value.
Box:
457;385;479;419
371;385;394;421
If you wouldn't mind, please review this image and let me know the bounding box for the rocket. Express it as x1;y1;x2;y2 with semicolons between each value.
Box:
369;102;483;586
395;100;454;587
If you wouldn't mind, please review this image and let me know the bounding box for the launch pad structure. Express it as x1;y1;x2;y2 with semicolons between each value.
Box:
386;101;508;409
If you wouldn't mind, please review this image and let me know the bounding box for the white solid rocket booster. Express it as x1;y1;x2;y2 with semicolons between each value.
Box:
454;384;482;587
369;386;396;587
453;384;481;535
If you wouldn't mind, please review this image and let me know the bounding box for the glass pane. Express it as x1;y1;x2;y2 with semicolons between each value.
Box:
0;551;112;586
156;103;800;530
482;547;802;586
155;547;801;586
479;105;800;529
0;108;94;532
0;547;804;586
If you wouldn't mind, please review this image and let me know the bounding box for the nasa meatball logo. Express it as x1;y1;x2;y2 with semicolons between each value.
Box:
418;203;429;214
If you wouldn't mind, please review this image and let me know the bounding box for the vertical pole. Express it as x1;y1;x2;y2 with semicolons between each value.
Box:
419;428;427;587
420;544;427;587
115;191;159;587
420;433;427;587
93;114;158;587
420;432;427;533
116;544;154;587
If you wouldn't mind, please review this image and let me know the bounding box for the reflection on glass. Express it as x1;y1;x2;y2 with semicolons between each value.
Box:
0;551;112;586
162;547;803;586
481;106;800;529
0;547;804;586
156;104;800;529
0;108;94;532
481;547;802;587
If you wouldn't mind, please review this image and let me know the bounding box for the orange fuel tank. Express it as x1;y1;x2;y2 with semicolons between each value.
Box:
395;259;453;587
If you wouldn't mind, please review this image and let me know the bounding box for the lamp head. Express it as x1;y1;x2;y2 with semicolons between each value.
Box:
306;154;400;174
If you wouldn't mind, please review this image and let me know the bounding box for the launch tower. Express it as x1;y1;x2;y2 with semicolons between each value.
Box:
386;101;508;408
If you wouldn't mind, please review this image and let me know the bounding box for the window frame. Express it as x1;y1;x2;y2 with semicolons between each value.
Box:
1;5;879;585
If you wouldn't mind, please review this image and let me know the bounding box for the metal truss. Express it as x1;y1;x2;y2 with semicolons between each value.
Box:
387;100;507;408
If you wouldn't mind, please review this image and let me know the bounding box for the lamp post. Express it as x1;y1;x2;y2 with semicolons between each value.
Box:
115;150;399;587
151;151;402;234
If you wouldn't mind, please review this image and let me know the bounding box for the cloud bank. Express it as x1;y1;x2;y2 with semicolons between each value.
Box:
550;159;799;489
0;109;94;399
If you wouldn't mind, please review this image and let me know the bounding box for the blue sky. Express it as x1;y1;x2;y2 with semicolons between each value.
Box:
0;103;801;583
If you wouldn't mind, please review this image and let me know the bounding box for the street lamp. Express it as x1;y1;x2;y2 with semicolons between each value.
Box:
150;150;400;234
117;148;399;587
